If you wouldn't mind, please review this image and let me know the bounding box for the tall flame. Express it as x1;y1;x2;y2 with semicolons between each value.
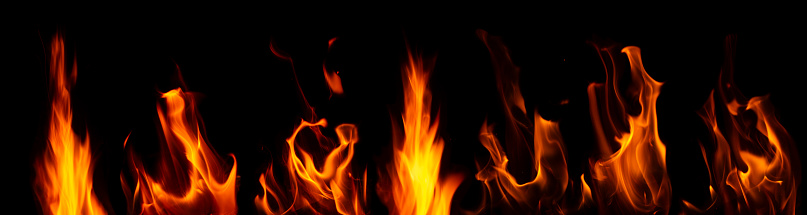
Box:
256;40;366;214
474;29;591;214
377;48;464;215
682;35;800;215
587;46;671;214
121;88;238;214
35;33;108;215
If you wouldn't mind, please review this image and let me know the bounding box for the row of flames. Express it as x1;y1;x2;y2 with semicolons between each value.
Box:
34;31;799;214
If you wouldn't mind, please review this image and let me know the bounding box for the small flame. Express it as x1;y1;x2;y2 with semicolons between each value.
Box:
587;46;671;214
35;33;108;215
377;48;463;215
683;35;800;215
121;88;238;214
324;37;344;96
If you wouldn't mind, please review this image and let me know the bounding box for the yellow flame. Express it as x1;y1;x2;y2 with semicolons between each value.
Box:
35;33;108;215
379;49;463;215
255;119;366;214
121;88;238;214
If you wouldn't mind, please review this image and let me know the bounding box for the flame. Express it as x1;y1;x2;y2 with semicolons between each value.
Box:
324;37;344;96
256;40;366;214
683;35;800;214
587;46;671;214
35;33;108;215
473;29;595;214
377;48;463;215
255;119;366;214
121;88;238;214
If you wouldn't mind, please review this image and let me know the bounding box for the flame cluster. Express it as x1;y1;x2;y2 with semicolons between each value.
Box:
33;32;799;215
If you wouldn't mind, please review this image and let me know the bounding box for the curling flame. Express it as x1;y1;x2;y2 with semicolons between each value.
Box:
121;88;238;214
378;49;463;215
587;46;671;214
683;35;800;215
256;40;366;214
474;29;592;214
35;33;108;215
255;119;366;214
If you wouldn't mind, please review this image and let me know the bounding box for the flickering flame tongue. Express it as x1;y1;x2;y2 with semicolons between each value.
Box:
378;49;463;215
473;29;593;214
255;39;366;215
587;46;671;214
255;119;365;215
35;33;108;215
683;35;800;215
121;88;238;215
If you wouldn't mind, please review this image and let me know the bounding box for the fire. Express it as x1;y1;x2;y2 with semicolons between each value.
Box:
255;119;366;214
682;35;800;214
255;39;366;214
474;29;593;214
377;48;464;215
35;33;108;215
121;88;238;214
587;46;671;214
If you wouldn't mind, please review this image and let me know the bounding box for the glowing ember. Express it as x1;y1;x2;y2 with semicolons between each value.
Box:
587;46;671;214
35;33;108;215
377;48;464;215
121;88;238;214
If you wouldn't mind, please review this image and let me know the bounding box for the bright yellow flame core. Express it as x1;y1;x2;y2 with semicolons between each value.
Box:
381;51;463;215
35;34;108;215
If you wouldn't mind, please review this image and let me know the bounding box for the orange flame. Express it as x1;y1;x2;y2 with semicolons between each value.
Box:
121;88;238;214
473;29;595;214
324;37;344;96
377;48;463;215
683;35;800;214
587;46;671;214
35;33;108;215
255;119;366;214
256;41;366;214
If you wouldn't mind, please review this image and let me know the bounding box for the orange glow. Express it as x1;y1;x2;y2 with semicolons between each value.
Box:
587;46;671;214
683;36;800;214
377;48;463;215
255;119;366;215
35;33;108;215
121;88;238;214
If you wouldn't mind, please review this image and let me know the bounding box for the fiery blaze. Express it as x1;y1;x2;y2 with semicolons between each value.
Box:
377;49;463;215
474;29;589;214
121;88;238;214
682;36;800;215
35;33;108;215
255;119;366;214
587;46;671;214
256;39;366;214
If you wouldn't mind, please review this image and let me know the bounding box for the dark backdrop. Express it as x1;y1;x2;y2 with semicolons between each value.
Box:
9;12;804;214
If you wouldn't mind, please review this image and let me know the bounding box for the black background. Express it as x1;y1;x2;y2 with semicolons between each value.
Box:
9;11;804;214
